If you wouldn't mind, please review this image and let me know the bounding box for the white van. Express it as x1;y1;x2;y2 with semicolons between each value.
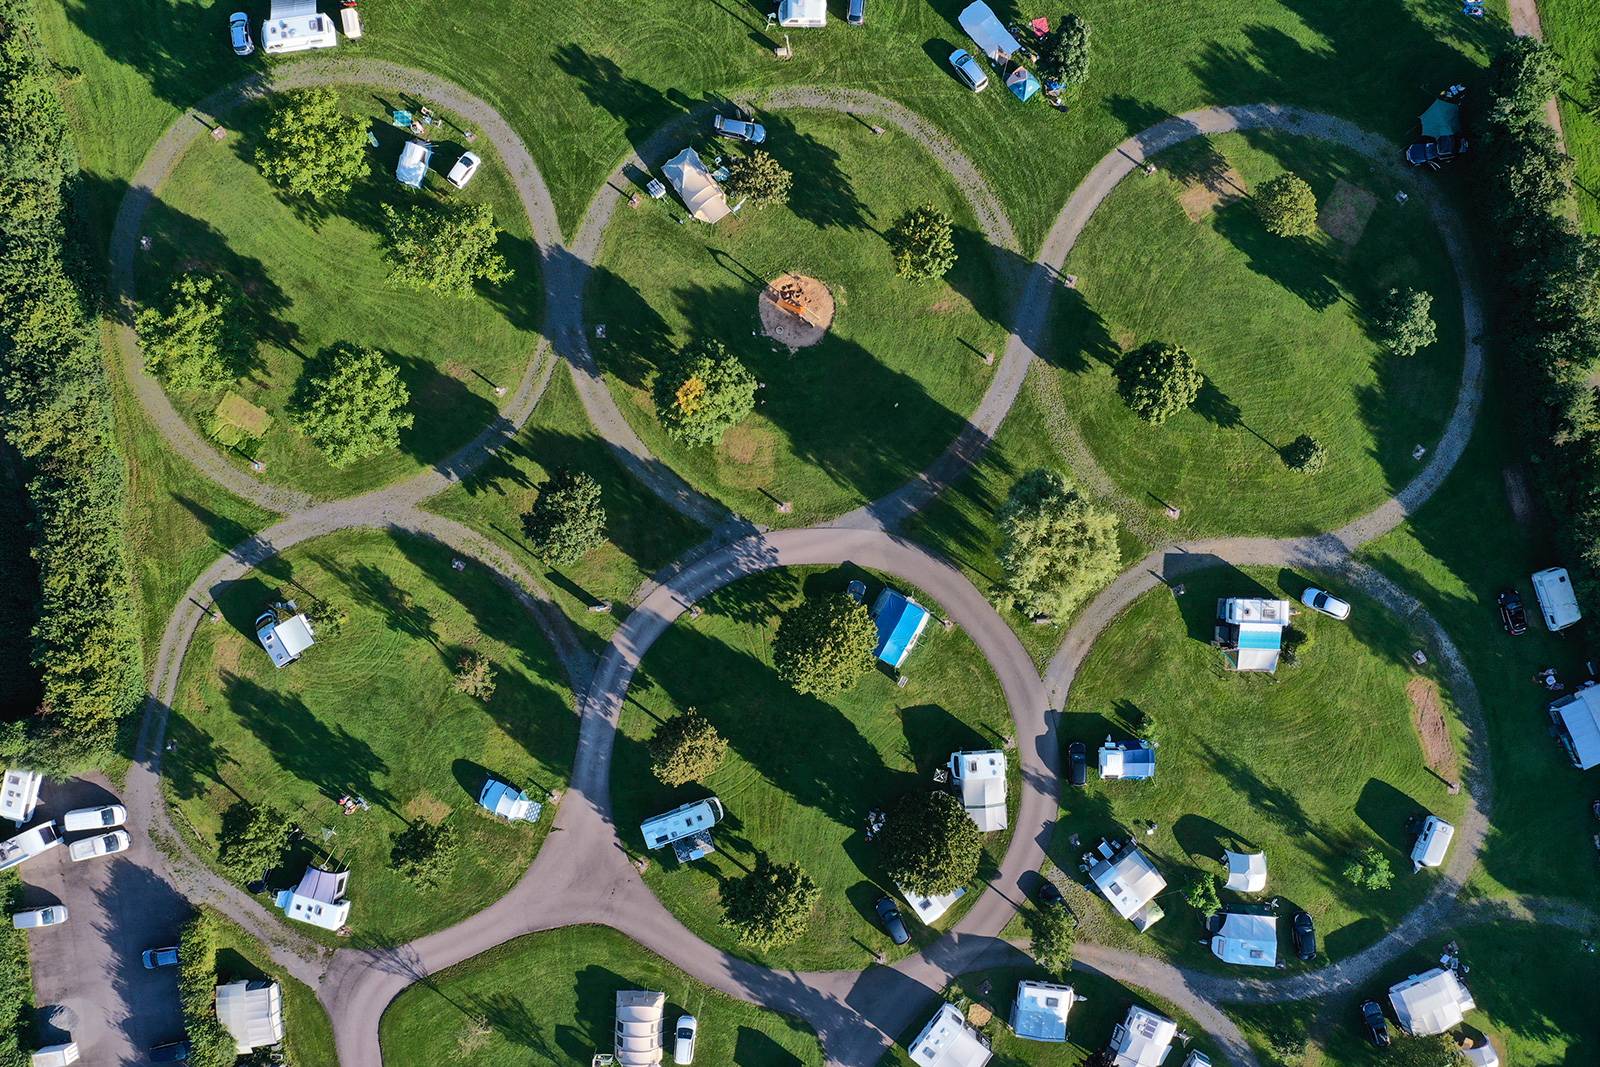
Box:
1531;567;1582;632
1411;815;1455;871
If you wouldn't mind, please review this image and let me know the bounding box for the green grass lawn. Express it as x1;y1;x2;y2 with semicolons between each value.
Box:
207;908;338;1067
879;964;1227;1067
613;565;1015;970
589;109;1005;526
137;89;541;499
378;924;823;1065
1541;0;1600;232
427;367;706;648
1050;132;1465;538
166;528;576;946
1054;564;1468;970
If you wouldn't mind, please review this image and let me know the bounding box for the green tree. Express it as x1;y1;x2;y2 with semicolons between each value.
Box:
720;857;820;950
391;819;461;889
649;710;728;786
889;205;958;281
1030;901;1076;973
881;790;982;896
1255;173;1319;238
1281;433;1327;474
380;200;512;296
653;339;758;446
1490;36;1562;128
1184;873;1221;916
1342;846;1394;890
291;342;413;467
136;274;253;389
997;468;1120;617
1039;14;1092;88
452;650;496;700
1390;1034;1467;1067
1376;287;1438;356
521;468;607;564
1115;341;1202;424
254;86;370;201
724;149;792;208
772;593;879;695
215;800;293;884
176;913;240;1067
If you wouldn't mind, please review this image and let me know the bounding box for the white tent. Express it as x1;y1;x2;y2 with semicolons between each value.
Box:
1389;968;1475;1036
1109;1005;1177;1067
276;865;351;931
215;980;284;1053
899;881;966;924
1223;850;1267;893
1209;912;1278;967
957;1;1023;62
949;750;1007;832
908;1002;992;1067
1090;844;1167;931
615;990;665;1066
663;148;730;223
478;779;542;822
1463;1042;1499;1067
1550;686;1600;769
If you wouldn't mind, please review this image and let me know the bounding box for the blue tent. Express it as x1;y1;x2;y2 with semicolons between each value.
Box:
1007;66;1041;102
872;589;930;669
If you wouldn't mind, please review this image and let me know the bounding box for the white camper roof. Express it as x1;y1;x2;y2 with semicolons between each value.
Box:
1091;844;1167;930
1111;1005;1178;1067
1010;981;1075;1042
1389;967;1474;1036
908;1002;992;1067
1223;597;1291;624
258;612;315;668
1210;912;1278;967
262;10;337;54
777;0;827;26
1411;816;1455;870
958;1;1023;61
949;750;1007;832
0;769;42;824
215;980;284;1053
1223;850;1267;893
663;148;730;223
277;865;350;930
1532;567;1581;631
641;797;723;850
615;990;665;1066
1553;687;1600;769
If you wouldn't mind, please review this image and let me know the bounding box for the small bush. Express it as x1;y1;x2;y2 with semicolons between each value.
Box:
1030;902;1076;973
1343;846;1394;890
1116;341;1202;424
1255;173;1319;238
889;205;958;281
1281;434;1327;474
452;651;497;701
1184;872;1221;916
391;820;461;889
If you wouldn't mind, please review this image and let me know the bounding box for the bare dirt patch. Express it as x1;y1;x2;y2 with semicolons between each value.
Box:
758;273;835;350
404;791;452;825
1178;166;1247;221
1407;677;1458;780
1502;465;1534;528
716;423;777;488
1318;179;1377;247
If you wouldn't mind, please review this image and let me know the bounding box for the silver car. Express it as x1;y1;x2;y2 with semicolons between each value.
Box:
712;114;767;144
949;49;989;92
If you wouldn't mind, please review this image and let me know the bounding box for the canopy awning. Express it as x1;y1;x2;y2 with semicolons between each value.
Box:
1223;850;1267;892
1420;99;1462;138
958;1;1023;61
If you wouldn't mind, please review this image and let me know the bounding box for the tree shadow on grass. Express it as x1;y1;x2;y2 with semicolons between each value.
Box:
1210;198;1342;312
759;111;871;231
1044;285;1119;375
1354;776;1424;854
467;991;564;1059
699;567;797;626
61;0;250;114
1173;813;1255;865
586;265;676;390
945;225;1031;332
735;1026;806;1066
552;45;700;157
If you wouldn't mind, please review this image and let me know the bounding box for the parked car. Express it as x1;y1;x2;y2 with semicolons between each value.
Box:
846;580;868;603
1359;999;1391;1048
712;114;767;144
672;1015;697;1065
148;1041;190;1063
68;830;129;863
1037;879;1064;908
1300;587;1351;620
1291;911;1316;960
847;0;866;24
142;946;179;969
29;1042;79;1067
948;48;989;92
1066;741;1087;787
12;906;66;930
1405;134;1469;170
874;895;910;945
1497;588;1528;636
446;151;481;190
62;805;126;833
228;12;254;56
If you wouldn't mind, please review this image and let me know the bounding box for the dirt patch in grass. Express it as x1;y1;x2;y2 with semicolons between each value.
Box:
758;273;835;350
716;423;777;487
1502;465;1534;527
1318;179;1377;247
404;791;452;824
1178;167;1247;221
1407;677;1457;780
210;633;250;679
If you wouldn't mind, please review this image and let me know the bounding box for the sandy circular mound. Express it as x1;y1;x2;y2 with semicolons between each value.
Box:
758;274;835;350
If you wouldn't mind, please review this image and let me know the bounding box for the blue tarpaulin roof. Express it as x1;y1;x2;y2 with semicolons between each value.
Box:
872;589;930;669
1237;626;1282;650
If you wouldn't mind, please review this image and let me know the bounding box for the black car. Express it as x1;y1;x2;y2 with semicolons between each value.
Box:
1067;741;1087;788
1291;911;1316;961
875;895;910;946
1359;1000;1391;1048
149;1041;191;1063
1038;879;1064;907
1498;588;1528;636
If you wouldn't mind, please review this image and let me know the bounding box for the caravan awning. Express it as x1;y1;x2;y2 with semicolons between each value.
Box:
663;148;730;223
958;1;1023;62
1553;688;1600;768
1390;968;1475;1036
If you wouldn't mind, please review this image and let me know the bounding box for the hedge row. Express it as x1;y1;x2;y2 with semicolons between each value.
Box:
0;0;142;766
177;912;241;1067
0;875;32;1067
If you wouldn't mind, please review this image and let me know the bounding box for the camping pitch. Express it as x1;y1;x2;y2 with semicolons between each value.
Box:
663;148;731;223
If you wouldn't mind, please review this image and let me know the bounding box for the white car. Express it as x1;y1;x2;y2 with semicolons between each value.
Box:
68;830;129;863
62;804;126;833
446;151;481;189
12;906;67;929
948;49;989;92
672;1015;697;1065
1300;587;1351;620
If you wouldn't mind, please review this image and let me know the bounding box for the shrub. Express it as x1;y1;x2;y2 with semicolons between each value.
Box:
136;274;254;388
216;800;294;884
391;820;461;889
177;913;241;1067
723;150;792;208
1280;624;1312;666
380;201;511;296
997;468;1120;617
720;857;820;950
648;710;728;786
880;791;982;896
1255;173;1319;237
255;86;370;201
291;342;413;467
521;468;606;565
889;205;958;281
452;651;497;701
1281;433;1326;474
0;874;31;1065
1030;902;1076;973
1391;1034;1467;1067
1039;14;1092;88
1376;287;1438;356
1343;846;1394;890
772;593;878;695
1116;341;1202;424
652;339;757;447
1184;872;1221;916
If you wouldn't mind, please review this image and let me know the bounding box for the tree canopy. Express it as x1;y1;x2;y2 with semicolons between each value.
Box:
1376;287;1438;356
723;150;793;208
720;857;820;950
1030;901;1076;973
291;342;413;467
772;592;879;695
391;819;461;889
653;339;758;446
1343;846;1394;890
1115;341;1202;424
1255;173;1319;238
889;204;958;281
997;468;1120;618
1281;433;1327;475
880;790;982;896
522;468;607;565
1039;14;1092;88
255;87;370;201
380;200;512;296
136;274;254;389
215;800;293;884
1184;873;1221;916
648;710;729;786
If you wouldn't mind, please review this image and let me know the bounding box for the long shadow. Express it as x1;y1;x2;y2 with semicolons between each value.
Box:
759;111;870;230
0;453;41;718
552;45;700;157
97;861;193;1052
1044;283;1119;375
585;264;677;390
61;0;249;115
1354;776;1424;853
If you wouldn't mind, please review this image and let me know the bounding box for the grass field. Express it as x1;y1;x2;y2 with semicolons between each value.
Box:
207;908;338;1067
136;89;541;499
1050;132;1466;538
879;963;1226;1067
1055;565;1468;969
378;924;824;1065
613;565;1015;970
1540;0;1600;232
589;108;1006;526
166;528;576;946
